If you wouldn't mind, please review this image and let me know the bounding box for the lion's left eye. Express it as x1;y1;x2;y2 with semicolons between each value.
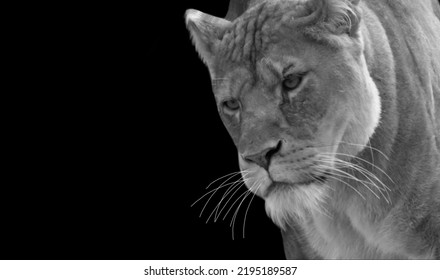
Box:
282;74;302;91
223;99;241;111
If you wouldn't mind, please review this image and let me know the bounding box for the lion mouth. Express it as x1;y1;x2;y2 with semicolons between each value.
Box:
265;175;328;197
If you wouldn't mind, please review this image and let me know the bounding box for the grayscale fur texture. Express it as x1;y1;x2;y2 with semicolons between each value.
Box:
185;0;440;259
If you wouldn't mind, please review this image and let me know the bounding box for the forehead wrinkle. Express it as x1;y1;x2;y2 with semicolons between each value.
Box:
217;0;312;65
219;2;282;64
257;58;283;86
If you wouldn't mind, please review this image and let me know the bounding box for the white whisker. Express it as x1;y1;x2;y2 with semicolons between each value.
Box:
213;173;253;221
322;152;394;186
321;154;392;203
192;170;252;220
192;180;241;208
205;171;251;190
316;159;382;200
224;188;250;223
317;154;391;204
213;179;251;222
242;178;264;238
200;179;244;220
314;164;367;200
230;190;252;240
338;140;390;160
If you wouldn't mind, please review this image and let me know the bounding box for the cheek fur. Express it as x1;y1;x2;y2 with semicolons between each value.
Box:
280;84;328;139
220;112;241;145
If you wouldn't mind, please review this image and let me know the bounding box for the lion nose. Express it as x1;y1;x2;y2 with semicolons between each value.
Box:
243;141;282;170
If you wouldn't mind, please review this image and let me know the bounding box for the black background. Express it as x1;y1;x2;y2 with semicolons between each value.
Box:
1;1;285;259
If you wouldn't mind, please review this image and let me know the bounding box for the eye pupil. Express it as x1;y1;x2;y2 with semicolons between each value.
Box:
283;75;301;90
224;99;240;111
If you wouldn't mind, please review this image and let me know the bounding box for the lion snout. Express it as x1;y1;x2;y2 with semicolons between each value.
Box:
240;140;282;170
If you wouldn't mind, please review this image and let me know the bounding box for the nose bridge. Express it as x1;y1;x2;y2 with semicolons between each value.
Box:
238;92;281;155
243;89;276;119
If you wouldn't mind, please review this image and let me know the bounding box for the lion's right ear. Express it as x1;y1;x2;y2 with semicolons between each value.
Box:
285;0;361;38
185;9;232;66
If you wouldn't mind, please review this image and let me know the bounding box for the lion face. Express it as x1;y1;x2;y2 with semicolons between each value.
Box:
186;0;381;228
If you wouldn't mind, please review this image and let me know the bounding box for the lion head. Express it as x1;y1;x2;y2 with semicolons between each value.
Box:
185;0;381;228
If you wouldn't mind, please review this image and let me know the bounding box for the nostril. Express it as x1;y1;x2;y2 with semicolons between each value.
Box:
265;141;282;163
244;153;267;169
243;141;282;169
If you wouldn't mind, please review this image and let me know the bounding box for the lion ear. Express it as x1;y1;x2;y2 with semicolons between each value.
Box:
185;9;232;66
294;0;361;37
321;0;361;36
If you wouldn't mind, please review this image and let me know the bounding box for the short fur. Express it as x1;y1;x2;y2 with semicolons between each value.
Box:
185;0;440;259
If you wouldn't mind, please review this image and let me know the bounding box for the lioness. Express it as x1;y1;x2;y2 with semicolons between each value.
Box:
185;0;440;259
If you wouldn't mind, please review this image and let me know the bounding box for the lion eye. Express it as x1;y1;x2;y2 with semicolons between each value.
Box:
223;99;241;111
282;74;302;91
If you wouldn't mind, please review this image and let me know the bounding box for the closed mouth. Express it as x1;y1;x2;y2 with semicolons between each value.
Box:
265;175;328;197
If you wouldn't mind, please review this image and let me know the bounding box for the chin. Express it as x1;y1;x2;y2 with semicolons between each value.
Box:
264;182;330;230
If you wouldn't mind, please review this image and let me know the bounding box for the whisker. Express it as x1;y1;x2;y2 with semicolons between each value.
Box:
368;139;375;169
216;176;256;221
341;164;390;203
330;156;392;200
231;190;254;240
205;171;251;190
213;173;254;221
318;156;391;204
321;152;394;186
222;177;262;224
314;164;367;200
229;178;263;236
316;159;382;199
195;171;251;219
229;190;252;240
200;179;244;220
320;154;393;196
242;179;264;238
211;180;247;222
287;140;389;161
192;180;242;208
224;188;251;223
337;140;390;161
217;183;247;221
